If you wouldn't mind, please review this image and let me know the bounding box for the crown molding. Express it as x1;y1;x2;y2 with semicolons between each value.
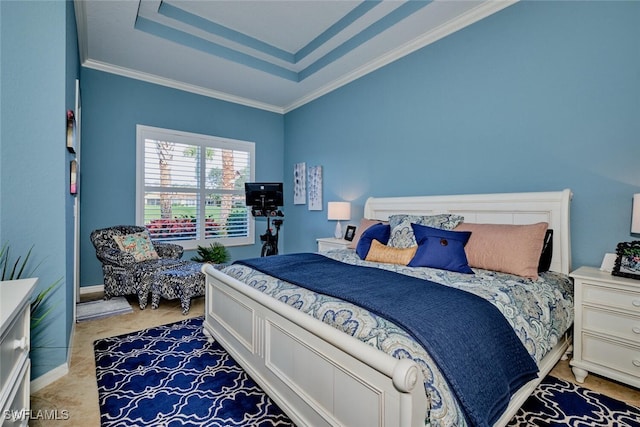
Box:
81;59;285;114
77;1;516;114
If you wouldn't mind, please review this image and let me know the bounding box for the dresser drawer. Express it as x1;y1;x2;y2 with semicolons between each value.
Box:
1;360;30;427
582;333;640;380
582;306;640;345
0;308;29;398
582;283;640;313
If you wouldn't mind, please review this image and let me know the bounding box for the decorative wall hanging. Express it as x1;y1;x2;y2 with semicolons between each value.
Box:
70;160;78;195
294;162;306;205
66;109;76;153
307;165;322;211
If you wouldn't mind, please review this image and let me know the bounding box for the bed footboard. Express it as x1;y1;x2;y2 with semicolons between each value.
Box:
202;264;429;427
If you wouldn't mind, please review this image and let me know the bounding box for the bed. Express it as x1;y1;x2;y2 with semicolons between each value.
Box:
202;189;574;427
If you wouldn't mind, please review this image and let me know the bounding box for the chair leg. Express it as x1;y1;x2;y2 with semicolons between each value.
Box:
151;292;161;310
138;290;148;310
180;295;191;315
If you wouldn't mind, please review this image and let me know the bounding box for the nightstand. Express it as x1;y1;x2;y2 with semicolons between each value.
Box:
570;266;640;388
316;237;350;253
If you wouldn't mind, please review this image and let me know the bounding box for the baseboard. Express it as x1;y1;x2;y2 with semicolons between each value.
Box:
80;284;104;295
31;321;77;392
31;362;69;393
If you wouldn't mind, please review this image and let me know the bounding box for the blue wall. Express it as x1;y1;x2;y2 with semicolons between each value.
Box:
283;1;640;269
1;0;78;379
79;69;285;286
1;0;637;382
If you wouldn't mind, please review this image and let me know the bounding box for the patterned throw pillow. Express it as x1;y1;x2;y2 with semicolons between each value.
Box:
113;231;159;261
388;214;464;248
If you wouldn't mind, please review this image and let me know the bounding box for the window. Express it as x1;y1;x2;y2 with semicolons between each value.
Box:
136;125;255;250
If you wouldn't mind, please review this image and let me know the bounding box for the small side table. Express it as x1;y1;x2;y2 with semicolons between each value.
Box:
317;237;351;253
570;266;640;388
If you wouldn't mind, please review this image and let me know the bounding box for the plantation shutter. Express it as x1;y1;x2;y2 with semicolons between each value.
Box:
136;125;254;249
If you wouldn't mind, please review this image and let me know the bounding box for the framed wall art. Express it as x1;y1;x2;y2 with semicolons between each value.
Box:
70;160;78;195
307;165;322;211
66;109;76;153
294;162;306;205
612;240;640;280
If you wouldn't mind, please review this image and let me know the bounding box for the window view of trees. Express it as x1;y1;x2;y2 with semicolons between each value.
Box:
137;126;254;248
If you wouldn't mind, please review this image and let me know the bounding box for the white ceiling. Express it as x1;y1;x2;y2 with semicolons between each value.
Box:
75;0;515;113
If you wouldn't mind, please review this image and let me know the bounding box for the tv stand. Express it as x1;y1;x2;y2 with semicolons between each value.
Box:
260;216;283;257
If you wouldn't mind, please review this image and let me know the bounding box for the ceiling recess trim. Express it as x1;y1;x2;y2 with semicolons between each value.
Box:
135;1;431;82
82;58;285;113
284;0;517;112
76;0;517;114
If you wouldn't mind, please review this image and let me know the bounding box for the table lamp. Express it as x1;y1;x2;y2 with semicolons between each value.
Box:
632;194;640;234
328;202;351;239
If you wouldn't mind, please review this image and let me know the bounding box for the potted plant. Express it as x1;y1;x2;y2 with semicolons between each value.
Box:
191;242;230;266
1;243;60;339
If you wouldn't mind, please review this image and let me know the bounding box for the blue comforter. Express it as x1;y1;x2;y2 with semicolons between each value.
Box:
236;253;539;427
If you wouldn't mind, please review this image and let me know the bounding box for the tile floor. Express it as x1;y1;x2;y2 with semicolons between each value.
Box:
30;293;640;426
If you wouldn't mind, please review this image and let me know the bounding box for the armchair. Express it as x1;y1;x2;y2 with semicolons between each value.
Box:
90;225;187;308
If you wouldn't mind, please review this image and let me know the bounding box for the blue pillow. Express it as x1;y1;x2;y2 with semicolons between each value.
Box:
356;223;391;259
408;223;474;274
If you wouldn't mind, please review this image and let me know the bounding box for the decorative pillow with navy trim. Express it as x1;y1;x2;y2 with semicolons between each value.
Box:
408;223;474;274
355;223;391;259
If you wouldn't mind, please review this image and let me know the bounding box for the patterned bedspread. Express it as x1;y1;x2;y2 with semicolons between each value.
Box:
221;249;574;427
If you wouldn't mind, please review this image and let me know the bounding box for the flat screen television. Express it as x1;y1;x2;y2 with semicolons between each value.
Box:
245;182;283;209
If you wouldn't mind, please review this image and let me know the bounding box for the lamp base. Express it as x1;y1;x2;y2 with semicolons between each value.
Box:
334;221;343;239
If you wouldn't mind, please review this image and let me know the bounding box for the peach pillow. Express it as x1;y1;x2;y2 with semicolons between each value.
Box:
348;218;389;249
454;222;548;279
365;239;417;265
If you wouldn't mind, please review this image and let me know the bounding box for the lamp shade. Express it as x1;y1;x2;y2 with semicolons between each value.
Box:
632;194;640;234
327;202;351;221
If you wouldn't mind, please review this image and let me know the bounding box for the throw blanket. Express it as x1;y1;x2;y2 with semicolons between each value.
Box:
236;253;538;427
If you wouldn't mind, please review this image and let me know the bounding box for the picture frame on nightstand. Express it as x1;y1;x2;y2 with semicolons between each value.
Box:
344;225;356;241
612;240;640;280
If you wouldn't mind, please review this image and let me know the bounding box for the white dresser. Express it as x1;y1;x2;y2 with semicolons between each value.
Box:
570;266;640;388
1;278;37;427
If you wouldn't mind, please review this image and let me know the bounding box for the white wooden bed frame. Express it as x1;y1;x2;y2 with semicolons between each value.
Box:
202;189;573;427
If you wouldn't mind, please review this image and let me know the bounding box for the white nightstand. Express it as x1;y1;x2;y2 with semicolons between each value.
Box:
570;266;640;388
316;237;351;253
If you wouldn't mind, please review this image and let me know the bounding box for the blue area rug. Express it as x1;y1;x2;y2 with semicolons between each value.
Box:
94;317;294;427
95;316;640;427
508;375;640;427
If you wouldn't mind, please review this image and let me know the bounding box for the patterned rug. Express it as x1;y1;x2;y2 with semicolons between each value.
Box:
94;316;293;427
95;317;640;427
508;375;640;427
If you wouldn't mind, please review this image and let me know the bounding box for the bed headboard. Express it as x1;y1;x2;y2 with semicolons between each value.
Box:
364;189;573;275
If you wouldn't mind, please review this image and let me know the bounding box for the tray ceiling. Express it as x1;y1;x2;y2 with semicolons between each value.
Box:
75;1;515;113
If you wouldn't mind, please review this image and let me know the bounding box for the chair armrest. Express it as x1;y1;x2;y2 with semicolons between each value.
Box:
97;248;137;267
154;242;184;259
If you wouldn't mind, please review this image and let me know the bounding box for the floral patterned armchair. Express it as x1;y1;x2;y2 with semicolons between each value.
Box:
90;225;187;308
